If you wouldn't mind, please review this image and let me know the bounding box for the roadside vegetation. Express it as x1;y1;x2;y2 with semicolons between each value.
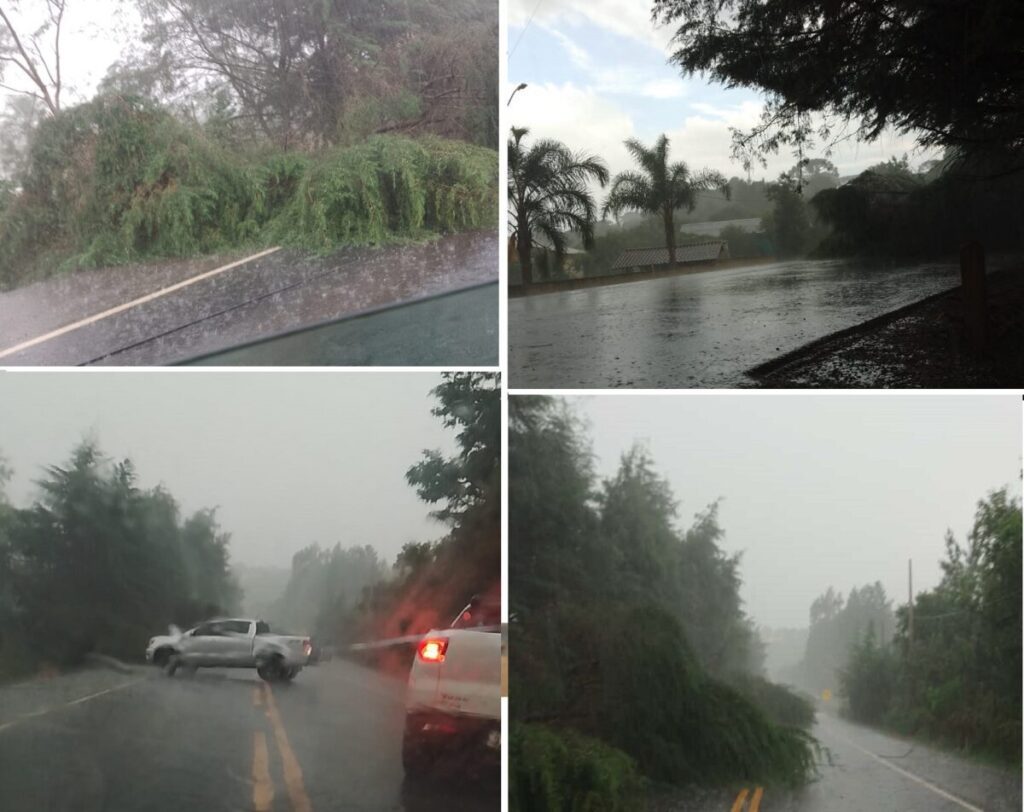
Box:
0;443;241;680
509;397;817;810
0;0;498;290
247;373;500;673
838;489;1021;764
509;0;1023;285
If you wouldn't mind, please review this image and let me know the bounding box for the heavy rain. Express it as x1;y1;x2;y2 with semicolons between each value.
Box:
0;371;501;811
0;0;498;365
509;394;1022;811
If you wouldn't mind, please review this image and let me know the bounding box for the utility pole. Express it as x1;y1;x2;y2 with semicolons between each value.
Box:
907;558;914;646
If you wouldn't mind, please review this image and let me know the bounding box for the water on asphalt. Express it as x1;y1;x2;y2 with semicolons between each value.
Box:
509;259;966;388
0;661;496;811
0;230;498;365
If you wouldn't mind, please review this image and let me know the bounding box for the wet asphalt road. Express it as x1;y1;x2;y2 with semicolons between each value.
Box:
509;258;966;388
0;230;497;366
0;661;496;812
655;711;1020;812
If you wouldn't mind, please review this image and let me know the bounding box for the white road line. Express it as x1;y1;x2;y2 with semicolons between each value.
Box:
0;246;282;360
0;678;144;733
835;730;986;812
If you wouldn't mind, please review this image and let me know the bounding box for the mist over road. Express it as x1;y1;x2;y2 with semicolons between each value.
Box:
0;660;496;812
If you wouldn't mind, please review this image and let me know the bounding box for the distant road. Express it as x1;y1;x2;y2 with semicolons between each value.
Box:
0;230;497;365
0;661;496;812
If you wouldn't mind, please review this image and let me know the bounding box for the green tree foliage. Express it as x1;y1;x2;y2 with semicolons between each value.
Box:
763;178;811;258
510;397;817;800
838;488;1021;762
796;582;894;697
269;543;386;639
603;134;728;268
0;95;496;288
507;128;608;285
0;441;240;677
130;0;497;150
344;373;500;658
511;723;645;812
653;0;1024;165
811;154;1024;257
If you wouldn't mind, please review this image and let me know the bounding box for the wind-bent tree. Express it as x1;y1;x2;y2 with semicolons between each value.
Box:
508;127;608;285
603;134;728;268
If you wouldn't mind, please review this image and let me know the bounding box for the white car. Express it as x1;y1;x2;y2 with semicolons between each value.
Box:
402;596;502;775
146;618;312;682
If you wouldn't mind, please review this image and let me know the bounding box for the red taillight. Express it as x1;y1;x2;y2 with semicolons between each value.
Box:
303;640;312;656
418;637;448;663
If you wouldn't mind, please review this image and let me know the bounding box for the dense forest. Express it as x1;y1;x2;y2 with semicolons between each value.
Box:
509;397;817;810
261;372;500;667
0;0;498;288
0;442;241;678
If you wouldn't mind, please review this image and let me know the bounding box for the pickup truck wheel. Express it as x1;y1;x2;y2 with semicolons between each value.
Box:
152;648;172;668
257;658;286;682
164;654;180;676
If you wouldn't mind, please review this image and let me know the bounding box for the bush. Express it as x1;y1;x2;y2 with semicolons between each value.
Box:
597;605;817;788
0;97;498;288
510;723;645;812
728;674;816;729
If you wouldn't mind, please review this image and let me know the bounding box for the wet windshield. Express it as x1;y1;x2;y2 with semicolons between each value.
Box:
0;1;498;368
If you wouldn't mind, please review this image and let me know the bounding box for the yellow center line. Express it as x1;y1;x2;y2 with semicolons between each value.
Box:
749;786;764;812
0;246;282;360
252;731;274;812
730;787;750;812
252;686;264;708
263;683;313;812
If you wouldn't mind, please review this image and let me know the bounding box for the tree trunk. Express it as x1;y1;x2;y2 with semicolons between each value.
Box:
517;230;534;286
663;207;676;268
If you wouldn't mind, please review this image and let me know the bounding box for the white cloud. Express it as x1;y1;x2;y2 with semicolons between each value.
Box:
509;0;674;53
510;81;636;193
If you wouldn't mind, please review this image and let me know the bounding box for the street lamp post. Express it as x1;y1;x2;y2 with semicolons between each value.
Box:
507;83;528;106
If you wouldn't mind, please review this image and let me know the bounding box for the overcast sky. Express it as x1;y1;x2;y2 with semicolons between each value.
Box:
0;1;140;108
509;0;942;187
0;371;458;571
570;394;1021;629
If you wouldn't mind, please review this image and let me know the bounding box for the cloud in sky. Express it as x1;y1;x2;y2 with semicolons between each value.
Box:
508;0;941;184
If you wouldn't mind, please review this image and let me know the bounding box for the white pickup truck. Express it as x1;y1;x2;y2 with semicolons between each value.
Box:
402;597;502;776
146;618;312;682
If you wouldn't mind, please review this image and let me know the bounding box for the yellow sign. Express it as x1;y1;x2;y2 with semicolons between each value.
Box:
822;689;832;702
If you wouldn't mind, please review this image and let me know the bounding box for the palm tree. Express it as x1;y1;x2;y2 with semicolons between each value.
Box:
508;127;609;285
603;134;729;268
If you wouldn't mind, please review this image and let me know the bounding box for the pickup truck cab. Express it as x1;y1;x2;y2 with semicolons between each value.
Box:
147;618;312;682
402;597;501;776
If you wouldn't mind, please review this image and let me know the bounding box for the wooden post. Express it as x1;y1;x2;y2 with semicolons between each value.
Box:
959;241;988;354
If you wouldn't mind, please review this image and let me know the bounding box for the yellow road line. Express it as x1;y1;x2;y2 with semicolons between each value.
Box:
252;731;274;812
263;684;313;812
749;786;764;812
0;246;282;360
252;686;264;708
0;678;143;733
730;788;749;812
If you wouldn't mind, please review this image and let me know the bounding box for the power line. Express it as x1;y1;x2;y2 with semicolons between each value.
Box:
509;0;545;58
